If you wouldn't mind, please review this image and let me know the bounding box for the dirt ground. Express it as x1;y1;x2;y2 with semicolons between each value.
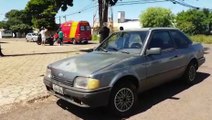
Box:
0;40;211;120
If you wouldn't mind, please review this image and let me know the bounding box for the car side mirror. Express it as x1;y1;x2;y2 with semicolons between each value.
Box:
146;47;161;55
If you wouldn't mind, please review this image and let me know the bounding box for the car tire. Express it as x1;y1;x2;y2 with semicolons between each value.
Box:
183;61;197;84
109;81;137;117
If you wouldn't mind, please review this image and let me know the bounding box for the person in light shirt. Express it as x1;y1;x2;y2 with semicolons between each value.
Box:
40;27;48;46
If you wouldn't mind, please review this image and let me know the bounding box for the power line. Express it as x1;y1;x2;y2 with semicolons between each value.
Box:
115;0;168;6
168;0;212;10
56;1;98;18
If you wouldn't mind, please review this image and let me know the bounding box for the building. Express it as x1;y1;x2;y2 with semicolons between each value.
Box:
93;11;142;32
0;29;13;38
115;11;142;30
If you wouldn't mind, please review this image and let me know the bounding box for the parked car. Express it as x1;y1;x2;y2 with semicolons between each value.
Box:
60;21;92;44
26;33;39;42
43;28;205;116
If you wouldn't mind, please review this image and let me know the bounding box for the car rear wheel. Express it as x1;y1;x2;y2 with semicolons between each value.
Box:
109;81;137;117
183;62;197;84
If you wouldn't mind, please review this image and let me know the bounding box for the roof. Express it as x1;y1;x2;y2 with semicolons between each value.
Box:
119;27;179;32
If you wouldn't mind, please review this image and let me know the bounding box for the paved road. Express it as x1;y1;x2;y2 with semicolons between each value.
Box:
0;39;98;113
0;40;211;120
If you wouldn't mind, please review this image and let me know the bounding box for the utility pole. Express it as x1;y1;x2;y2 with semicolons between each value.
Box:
98;0;109;28
110;5;114;32
98;0;103;27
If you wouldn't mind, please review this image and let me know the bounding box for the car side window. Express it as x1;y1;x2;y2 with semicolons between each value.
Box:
148;31;174;50
128;33;143;49
170;30;192;48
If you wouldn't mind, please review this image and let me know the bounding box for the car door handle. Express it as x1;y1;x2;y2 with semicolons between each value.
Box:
170;55;178;60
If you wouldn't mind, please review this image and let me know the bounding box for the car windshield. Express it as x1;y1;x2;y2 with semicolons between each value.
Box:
32;33;38;36
96;31;148;55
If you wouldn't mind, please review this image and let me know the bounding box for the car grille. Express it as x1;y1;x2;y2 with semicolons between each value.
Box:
51;75;73;86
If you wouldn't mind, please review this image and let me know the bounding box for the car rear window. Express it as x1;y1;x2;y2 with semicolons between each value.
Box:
86;26;90;31
80;26;85;31
170;30;192;48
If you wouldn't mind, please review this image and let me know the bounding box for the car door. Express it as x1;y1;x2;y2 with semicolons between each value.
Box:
144;30;180;89
169;30;193;76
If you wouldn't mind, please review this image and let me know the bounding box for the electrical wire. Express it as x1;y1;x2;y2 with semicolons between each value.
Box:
56;0;98;18
115;0;168;6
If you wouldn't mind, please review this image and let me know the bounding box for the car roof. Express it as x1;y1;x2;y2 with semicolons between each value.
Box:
119;27;179;32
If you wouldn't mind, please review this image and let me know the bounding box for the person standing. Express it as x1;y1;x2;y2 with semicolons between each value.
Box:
99;22;110;43
58;29;64;46
40;27;47;46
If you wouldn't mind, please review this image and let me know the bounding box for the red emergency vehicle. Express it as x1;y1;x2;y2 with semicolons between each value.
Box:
60;21;92;44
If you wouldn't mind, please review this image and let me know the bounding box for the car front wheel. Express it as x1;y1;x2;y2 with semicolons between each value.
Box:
109;81;137;117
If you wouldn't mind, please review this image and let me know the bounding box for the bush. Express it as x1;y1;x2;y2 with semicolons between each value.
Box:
190;35;212;44
92;34;100;41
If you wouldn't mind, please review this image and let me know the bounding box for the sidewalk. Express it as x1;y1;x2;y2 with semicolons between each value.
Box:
0;39;98;113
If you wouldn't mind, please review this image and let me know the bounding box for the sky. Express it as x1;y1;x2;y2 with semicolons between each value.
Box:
0;0;212;25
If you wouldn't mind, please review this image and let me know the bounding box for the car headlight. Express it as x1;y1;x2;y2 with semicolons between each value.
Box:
73;77;100;90
46;68;52;78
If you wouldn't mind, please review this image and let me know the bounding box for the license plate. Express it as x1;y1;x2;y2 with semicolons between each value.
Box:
52;84;63;95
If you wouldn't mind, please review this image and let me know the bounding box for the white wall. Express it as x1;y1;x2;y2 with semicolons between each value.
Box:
0;30;13;38
0;32;2;39
117;21;142;30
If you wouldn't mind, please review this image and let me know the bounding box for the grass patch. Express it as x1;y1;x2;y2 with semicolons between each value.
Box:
190;35;212;44
92;34;100;41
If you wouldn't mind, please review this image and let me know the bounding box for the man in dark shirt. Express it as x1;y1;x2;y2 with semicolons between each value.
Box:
99;22;110;43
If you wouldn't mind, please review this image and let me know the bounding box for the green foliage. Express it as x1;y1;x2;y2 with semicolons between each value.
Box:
92;34;100;41
176;9;212;35
25;0;56;29
10;24;32;33
139;7;174;27
0;9;32;33
25;0;75;29
0;21;9;29
55;0;74;11
190;35;212;44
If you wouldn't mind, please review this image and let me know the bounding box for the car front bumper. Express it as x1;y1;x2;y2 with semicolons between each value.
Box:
43;77;111;108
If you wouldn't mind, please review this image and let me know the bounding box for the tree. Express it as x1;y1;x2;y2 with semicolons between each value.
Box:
139;7;174;27
4;9;32;36
0;9;32;56
25;0;74;29
176;9;212;35
176;9;209;35
0;21;9;29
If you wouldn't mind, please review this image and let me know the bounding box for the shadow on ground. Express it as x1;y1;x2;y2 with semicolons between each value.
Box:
0;42;8;44
3;50;82;57
56;72;210;120
204;47;210;54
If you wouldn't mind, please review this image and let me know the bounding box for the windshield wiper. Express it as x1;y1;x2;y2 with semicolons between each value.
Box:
119;50;130;54
109;47;118;51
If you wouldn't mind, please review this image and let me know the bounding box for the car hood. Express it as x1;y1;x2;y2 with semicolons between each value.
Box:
49;51;133;77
